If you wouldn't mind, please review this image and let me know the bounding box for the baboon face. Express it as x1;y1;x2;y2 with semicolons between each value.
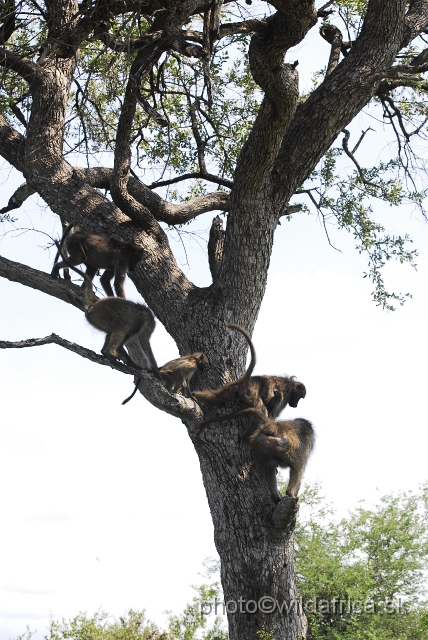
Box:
289;382;306;408
196;352;209;370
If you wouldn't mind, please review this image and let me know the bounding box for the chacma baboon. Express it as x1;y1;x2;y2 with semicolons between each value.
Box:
199;408;315;502
51;223;144;298
192;323;256;405
159;352;209;396
55;243;158;371
122;351;209;405
239;375;307;419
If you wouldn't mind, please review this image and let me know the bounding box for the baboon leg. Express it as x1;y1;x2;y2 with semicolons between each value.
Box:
116;343;139;368
265;389;282;418
83;265;97;288
51;257;82;278
100;269;115;297
162;373;176;393
286;465;304;498
102;331;129;364
181;379;191;397
113;265;127;298
265;465;282;504
138;336;159;372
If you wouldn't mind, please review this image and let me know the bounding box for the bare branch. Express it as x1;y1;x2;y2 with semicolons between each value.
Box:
217;19;268;39
402;0;428;48
351;127;374;155
342;129;381;187
81;167;230;223
377;77;428;93
189;100;207;173
208;214;225;280
0;113;26;171
0;182;35;213
147;171;233;190
0;0;16;44
0;255;86;309
211;0;224;40
271;496;299;529
0;46;46;84
320;24;344;76
279;204;303;218
136;91;168;126
0;333;203;420
380;95;411;141
317;1;335;16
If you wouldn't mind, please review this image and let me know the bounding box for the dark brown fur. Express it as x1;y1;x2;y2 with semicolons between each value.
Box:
55;242;157;371
199;408;315;502
192;323;256;405
239;375;306;418
51;224;144;298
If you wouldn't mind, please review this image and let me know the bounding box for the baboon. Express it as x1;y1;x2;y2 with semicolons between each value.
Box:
159;352;209;396
51;223;144;298
55;243;158;371
192;323;256;405
239;375;307;418
199;408;315;502
122;352;209;405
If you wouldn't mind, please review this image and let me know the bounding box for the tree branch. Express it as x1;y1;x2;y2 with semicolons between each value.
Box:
0;255;86;310
0;182;35;213
189;100;207;173
320;24;345;76
0;0;16;44
0;333;203;419
273;0;408;208
342;129;380;187
232;0;317;198
0;46;45;84
147;171;233;190
82;168;230;223
0;113;26;171
271;496;299;529
208;214;225;281
402;0;428;48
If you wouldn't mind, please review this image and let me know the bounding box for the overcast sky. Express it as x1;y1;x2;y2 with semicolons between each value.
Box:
1;10;428;640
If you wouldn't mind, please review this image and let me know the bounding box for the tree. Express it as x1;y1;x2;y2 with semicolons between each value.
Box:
294;482;428;639
1;1;428;638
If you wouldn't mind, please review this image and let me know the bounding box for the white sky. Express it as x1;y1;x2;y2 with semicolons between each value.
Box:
1;9;428;640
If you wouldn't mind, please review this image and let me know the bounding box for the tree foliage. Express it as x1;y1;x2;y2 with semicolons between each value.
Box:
2;1;428;306
295;482;428;639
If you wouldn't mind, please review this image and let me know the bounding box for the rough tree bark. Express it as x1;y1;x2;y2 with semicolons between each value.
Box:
1;1;428;638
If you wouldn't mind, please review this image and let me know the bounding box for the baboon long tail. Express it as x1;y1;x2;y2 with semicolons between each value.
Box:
54;240;98;307
226;323;256;383
52;222;75;267
122;380;140;405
